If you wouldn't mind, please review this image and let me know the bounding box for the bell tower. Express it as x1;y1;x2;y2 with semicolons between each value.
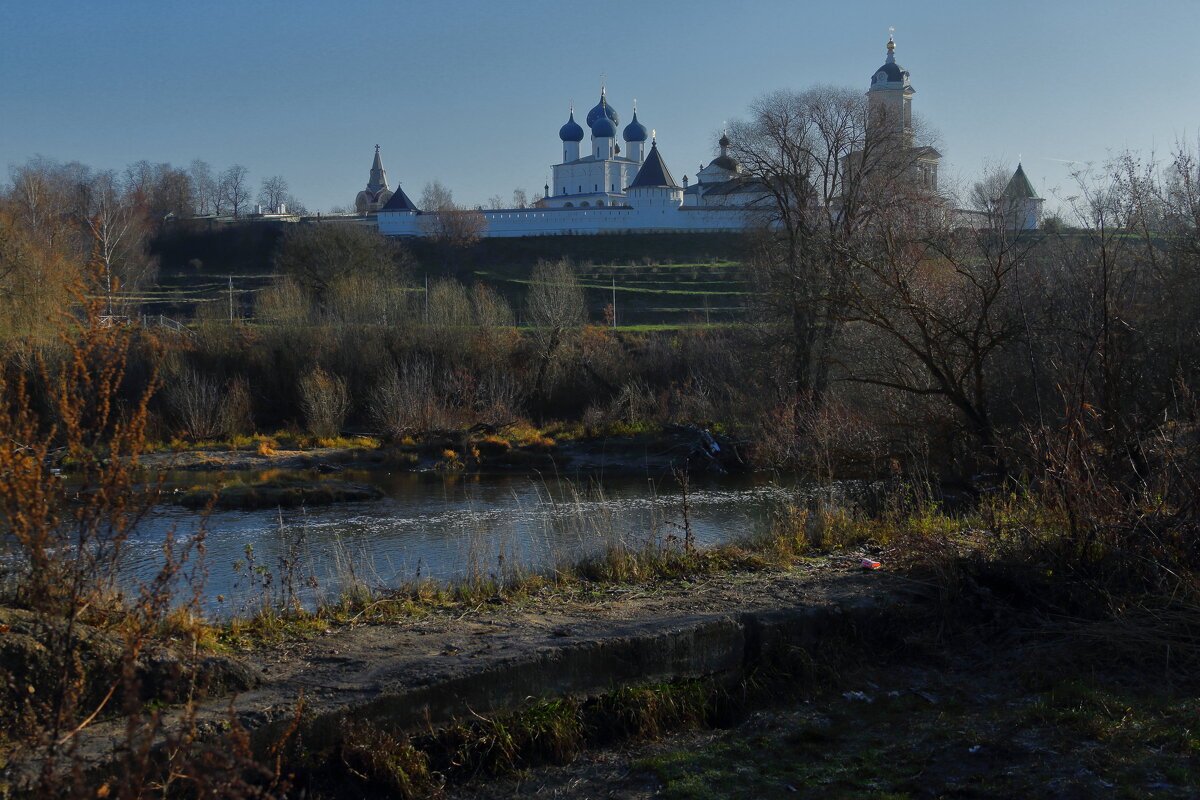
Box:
867;30;914;144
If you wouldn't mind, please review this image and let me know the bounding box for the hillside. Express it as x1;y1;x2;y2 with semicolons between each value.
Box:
143;223;753;327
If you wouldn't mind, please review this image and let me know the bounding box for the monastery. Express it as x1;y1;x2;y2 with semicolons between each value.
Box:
367;35;1042;238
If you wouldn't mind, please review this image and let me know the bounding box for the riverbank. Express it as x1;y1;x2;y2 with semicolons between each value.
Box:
4;476;1197;797
135;424;749;478
10;546;1197;799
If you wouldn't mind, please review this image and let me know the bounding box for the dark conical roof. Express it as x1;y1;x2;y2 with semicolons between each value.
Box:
367;145;389;194
1003;163;1039;199
628;141;679;189
380;184;418;211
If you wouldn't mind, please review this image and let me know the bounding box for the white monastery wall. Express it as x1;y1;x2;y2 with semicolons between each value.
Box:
378;205;751;238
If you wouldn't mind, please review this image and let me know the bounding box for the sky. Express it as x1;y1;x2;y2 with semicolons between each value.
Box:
2;0;1198;216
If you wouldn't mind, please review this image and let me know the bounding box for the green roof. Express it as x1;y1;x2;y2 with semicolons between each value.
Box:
1003;163;1039;199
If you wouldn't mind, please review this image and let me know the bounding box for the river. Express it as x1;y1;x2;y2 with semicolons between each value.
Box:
7;469;814;617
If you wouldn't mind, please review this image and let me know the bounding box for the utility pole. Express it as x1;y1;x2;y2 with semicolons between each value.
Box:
228;275;234;323
424;274;429;322
611;272;617;328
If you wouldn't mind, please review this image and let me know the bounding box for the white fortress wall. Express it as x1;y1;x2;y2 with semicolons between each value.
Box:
377;205;752;238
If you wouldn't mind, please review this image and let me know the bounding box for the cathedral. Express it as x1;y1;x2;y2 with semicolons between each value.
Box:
369;34;1038;237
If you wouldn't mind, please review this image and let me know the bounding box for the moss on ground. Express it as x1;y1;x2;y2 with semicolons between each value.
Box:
638;677;1200;799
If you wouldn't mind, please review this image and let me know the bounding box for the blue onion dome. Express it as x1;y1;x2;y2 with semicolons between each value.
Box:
623;111;648;142
591;115;617;138
585;89;619;128
559;110;584;142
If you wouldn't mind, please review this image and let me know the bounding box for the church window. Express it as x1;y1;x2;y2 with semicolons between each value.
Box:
564;203;573;207
578;186;582;193
581;202;590;207
594;184;598;192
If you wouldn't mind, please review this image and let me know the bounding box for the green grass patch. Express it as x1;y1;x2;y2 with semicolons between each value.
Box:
639;679;1200;799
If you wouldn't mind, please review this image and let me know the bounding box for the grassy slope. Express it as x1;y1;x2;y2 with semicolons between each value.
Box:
142;225;752;327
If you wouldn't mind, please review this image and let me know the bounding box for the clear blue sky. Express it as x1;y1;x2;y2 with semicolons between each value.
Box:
2;0;1197;215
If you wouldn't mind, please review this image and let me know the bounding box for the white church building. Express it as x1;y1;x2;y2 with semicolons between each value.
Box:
371;35;1035;238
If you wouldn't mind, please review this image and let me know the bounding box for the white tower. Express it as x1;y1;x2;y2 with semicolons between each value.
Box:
623;103;648;163
625;136;683;208
592;119;616;160
867;30;914;143
559;108;583;163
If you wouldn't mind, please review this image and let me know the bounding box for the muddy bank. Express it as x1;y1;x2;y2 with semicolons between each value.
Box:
174;478;382;510
136;426;748;477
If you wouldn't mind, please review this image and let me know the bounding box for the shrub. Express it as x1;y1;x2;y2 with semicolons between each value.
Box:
298;368;350;438
165;366;222;440
369;359;453;438
219;376;254;438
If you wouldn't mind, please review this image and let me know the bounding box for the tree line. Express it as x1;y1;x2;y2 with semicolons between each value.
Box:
3;90;1199;508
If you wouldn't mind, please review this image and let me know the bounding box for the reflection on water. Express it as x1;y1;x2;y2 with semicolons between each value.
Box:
5;470;808;616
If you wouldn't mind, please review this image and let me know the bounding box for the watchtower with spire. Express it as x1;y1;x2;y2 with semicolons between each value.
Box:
355;145;395;213
1000;163;1044;230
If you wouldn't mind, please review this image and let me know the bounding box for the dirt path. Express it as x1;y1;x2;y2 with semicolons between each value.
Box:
45;559;918;779
238;559;912;723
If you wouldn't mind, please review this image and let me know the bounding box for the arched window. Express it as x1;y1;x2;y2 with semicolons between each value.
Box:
581;202;590;207
564;202;573;207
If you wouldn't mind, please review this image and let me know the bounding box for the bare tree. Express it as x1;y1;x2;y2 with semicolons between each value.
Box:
150;164;195;218
419;180;487;247
283;193;307;215
258;175;290;212
526;259;585;407
833;192;1031;472
219;165;250;217
273;222;410;305
120;160;194;219
512;188;528;208
420;180;454;211
190;159;217;215
370;359;453;437
728;86;934;406
81;171;157;312
165;367;223;440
